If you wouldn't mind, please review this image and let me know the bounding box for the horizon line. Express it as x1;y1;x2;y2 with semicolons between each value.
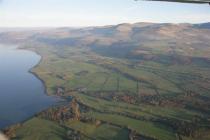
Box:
0;21;209;29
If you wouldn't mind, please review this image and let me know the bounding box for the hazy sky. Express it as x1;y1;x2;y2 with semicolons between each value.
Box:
0;0;210;27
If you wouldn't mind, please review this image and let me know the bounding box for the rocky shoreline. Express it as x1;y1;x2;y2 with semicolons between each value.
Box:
0;132;8;140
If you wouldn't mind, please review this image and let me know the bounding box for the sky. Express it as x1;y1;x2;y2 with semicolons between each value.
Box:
0;0;210;27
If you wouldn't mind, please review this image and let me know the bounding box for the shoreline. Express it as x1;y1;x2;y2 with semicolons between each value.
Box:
28;51;49;96
0;45;61;131
19;45;58;98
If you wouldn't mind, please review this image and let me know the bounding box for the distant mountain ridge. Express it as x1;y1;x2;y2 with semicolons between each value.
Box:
194;22;210;29
0;22;210;60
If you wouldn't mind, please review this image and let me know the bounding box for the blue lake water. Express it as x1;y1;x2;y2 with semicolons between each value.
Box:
0;44;57;129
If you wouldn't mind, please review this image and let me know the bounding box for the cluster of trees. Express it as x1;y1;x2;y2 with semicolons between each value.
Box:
129;130;157;140
156;117;210;138
38;98;81;122
79;91;210;139
3;124;21;139
66;129;81;140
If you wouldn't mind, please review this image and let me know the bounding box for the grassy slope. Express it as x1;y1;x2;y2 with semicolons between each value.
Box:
84;112;175;140
75;93;201;121
66;120;129;140
12;118;67;140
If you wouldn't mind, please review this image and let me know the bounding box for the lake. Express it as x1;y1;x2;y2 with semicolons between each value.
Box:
0;44;57;129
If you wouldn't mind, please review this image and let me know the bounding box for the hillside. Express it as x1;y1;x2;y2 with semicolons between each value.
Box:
1;22;210;140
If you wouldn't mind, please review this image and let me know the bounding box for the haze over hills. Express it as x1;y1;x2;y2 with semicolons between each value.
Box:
1;22;210;60
1;22;210;41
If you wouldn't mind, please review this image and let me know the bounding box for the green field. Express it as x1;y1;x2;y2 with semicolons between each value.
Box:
66;120;129;140
12;118;67;140
9;43;208;140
